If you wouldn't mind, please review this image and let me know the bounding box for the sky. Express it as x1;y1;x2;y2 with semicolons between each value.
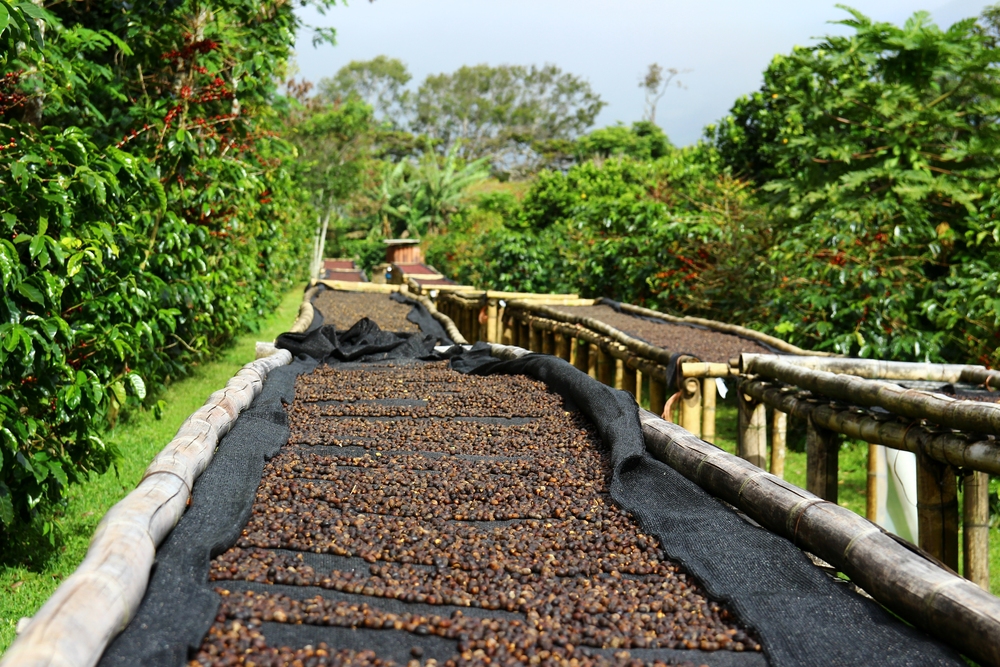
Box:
292;0;991;146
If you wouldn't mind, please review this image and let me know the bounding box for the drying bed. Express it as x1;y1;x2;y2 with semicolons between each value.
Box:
550;305;770;364
314;291;421;334
195;361;759;667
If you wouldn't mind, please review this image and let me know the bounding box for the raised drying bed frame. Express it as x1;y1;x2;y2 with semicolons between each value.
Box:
487;341;1000;667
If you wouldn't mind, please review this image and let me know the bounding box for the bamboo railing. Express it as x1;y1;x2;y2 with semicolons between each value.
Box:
738;353;998;592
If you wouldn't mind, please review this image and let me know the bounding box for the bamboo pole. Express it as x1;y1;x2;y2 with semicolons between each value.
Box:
916;452;959;571
867;444;879;522
742;378;1000;475
807;420;839;503
963;470;991;590
770;409;787;478
649;375;666;417
738;392;767;469
588;343;598;379
638;410;1000;667
528;321;540;352
502;315;513;346
542;329;555;356
508;302;673;366
682;362;734;378
636;370;644;407
290;285;320;333
597;347;615;386
555;332;571;361
743;355;1000;437
2;348;293;667
744;353;1000;387
680;377;702;438
622;363;638;398
574;338;589;373
317;279;401;294
614;359;625;390
607;300;832;356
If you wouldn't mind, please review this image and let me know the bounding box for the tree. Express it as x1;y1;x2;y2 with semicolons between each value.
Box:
640;63;685;124
713;6;1000;360
319;56;412;128
412;63;605;170
575;121;671;161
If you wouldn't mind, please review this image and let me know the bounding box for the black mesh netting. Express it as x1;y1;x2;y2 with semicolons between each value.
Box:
100;320;962;667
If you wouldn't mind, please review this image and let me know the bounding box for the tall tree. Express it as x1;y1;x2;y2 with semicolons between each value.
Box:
412;63;605;170
319;56;412;128
639;63;685;124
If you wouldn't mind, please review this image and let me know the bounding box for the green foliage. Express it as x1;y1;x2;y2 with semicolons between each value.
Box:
318;55;412;129
713;6;1000;360
0;1;322;534
574;121;671;161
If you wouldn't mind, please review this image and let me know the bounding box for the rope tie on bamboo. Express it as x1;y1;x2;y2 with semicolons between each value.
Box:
921;577;964;615
737;469;775;502
139;470;192;498
841;524;882;560
693;448;729;480
785;497;827;541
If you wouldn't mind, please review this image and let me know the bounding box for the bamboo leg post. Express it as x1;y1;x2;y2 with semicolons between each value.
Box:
555;333;571;361
622;363;637;398
770;409;787;479
614;358;625;390
680;378;702;438
587;344;598;379
486;302;497;342
649;375;666;419
867;444;879;522
569;336;578;366
963;470;990;589
738;393;767;469
806;419;839;503
520;322;530;349
502;316;513;346
542;329;555;356
528;321;540;352
917;452;959;571
701;377;717;444
573;339;589;372
597;347;615;386
636;370;643;407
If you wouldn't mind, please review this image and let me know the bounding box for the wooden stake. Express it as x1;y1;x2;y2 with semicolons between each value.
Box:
622;363;637;398
636;370;644;407
554;333;571;361
738;392;767;469
680;378;702;438
770;409;786;479
574;339;588;373
649;375;666;417
614;358;624;390
916;452;959;571
597;346;615;386
867;444;879;522
963;470;990;590
501;316;513;346
806;419;839;503
542;329;555;356
587;343;598;379
528;321;540;352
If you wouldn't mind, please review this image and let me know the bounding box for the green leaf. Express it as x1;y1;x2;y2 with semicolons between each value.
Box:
0;483;12;527
16;282;44;306
128;373;146;400
110;380;126;406
0;4;10;35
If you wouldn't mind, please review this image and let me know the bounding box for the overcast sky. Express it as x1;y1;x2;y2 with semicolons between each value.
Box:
292;0;991;146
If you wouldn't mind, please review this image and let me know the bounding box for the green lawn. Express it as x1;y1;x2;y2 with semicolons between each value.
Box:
0;286;304;652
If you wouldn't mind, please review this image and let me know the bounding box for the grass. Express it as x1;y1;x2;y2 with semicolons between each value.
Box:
0;286;304;652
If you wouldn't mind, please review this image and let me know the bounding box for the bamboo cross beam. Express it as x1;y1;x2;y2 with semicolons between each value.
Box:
1;347;294;667
639;410;1000;667
601;299;834;357
411;293;468;345
741;379;1000;475
742;354;1000;437
743;353;1000;386
507;301;674;366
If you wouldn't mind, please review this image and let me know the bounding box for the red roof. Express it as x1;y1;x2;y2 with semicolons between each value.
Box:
396;263;439;276
323;259;357;271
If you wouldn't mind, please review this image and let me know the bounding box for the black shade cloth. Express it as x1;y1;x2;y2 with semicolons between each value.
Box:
389;291;454;345
102;322;963;667
450;344;963;667
99;358;316;667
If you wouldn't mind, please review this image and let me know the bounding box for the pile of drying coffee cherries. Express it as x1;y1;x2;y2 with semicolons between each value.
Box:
192;361;760;666
313;291;420;333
